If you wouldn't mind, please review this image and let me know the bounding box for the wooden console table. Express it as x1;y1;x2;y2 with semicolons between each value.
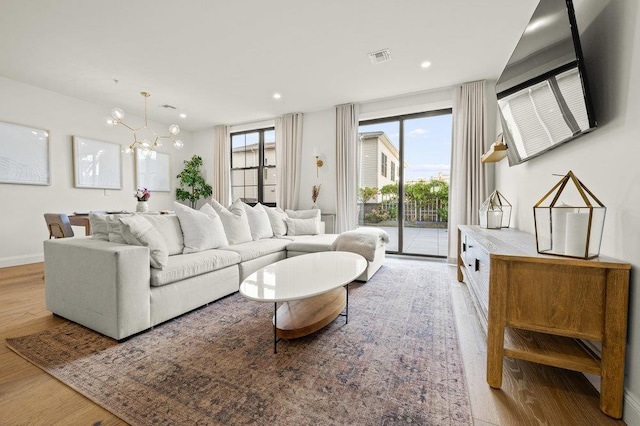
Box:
457;225;630;419
68;214;91;236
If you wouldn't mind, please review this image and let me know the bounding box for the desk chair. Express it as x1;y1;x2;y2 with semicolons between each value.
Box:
44;213;74;239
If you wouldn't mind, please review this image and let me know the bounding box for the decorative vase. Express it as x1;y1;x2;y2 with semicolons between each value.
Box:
136;201;149;213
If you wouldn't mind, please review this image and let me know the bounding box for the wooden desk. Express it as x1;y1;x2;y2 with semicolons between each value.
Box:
68;215;90;236
457;225;631;419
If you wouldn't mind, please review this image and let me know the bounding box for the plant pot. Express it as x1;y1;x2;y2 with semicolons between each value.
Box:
136;201;149;213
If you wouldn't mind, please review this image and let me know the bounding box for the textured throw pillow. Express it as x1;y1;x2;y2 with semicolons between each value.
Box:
89;213;109;241
211;199;253;245
106;214;133;244
285;209;321;220
237;200;273;240
263;205;288;236
285;217;321;236
141;214;184;255
173;202;228;254
119;215;169;269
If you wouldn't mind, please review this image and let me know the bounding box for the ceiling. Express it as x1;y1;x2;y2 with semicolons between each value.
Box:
0;0;539;131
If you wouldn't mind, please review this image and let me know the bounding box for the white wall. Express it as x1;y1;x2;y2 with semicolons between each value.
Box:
0;76;195;267
494;1;640;423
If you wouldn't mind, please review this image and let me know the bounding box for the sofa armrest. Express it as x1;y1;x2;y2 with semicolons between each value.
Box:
44;238;151;340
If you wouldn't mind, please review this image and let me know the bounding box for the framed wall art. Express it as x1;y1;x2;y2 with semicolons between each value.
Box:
73;136;122;189
0;121;50;185
136;148;170;192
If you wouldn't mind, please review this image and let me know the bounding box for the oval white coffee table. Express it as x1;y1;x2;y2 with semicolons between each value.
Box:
240;251;367;353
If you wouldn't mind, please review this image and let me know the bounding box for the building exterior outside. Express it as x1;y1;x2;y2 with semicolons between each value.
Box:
359;131;400;202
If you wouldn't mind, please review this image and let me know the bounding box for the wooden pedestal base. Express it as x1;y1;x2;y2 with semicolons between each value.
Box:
274;287;346;339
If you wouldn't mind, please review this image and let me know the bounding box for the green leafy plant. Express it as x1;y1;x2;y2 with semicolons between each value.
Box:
358;186;379;203
176;155;212;208
364;208;391;223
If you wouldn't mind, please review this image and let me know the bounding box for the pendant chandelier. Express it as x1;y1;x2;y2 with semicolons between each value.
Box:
105;92;184;154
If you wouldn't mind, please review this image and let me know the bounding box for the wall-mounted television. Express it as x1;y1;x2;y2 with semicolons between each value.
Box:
496;0;596;166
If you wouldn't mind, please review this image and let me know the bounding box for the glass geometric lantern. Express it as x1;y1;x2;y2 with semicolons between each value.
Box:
479;190;512;229
533;171;606;259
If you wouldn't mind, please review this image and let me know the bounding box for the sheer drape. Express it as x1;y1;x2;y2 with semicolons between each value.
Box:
335;103;360;233
448;81;488;262
213;124;231;206
275;113;303;210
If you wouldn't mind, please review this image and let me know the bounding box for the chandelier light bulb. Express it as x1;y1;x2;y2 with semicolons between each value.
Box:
173;139;184;149
111;108;125;121
169;124;180;136
141;139;152;148
122;145;134;155
104;117;118;127
155;140;162;148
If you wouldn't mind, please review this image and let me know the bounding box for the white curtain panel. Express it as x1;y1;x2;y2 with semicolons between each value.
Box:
448;80;488;263
213;125;232;206
335;103;360;233
275;112;303;210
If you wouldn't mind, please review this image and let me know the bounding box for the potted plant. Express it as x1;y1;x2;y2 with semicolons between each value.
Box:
176;155;212;208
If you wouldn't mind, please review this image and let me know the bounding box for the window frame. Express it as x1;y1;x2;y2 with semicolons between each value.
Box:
230;127;276;206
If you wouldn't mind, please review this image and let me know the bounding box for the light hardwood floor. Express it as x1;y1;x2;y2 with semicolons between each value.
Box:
0;262;627;425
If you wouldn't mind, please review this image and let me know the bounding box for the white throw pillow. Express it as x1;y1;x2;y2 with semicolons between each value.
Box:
140;214;184;256
211;199;253;245
174;202;228;253
285;209;321;220
263;205;288;236
237;200;273;240
119;215;169;269
285;217;321;236
106;214;133;244
89;213;109;241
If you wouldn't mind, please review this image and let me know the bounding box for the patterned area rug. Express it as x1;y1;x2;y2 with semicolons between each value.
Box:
7;257;471;425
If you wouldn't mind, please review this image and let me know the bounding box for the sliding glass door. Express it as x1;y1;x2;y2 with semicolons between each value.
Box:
358;110;452;257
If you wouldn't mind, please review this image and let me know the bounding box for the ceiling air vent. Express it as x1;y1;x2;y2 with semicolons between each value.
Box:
368;48;391;64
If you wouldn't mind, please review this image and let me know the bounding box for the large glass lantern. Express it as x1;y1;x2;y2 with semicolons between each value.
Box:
533;171;606;259
479;190;512;229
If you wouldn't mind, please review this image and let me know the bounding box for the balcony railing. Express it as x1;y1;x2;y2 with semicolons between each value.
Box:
358;199;448;227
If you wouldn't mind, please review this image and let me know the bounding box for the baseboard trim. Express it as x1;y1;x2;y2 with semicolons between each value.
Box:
0;254;44;269
624;389;640;425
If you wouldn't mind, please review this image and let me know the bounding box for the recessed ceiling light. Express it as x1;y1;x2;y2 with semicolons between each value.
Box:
273;93;282;100
179;113;187;118
421;61;432;69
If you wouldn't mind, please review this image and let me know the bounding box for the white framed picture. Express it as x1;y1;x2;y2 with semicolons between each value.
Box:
0;121;50;185
136;149;170;192
73;136;122;189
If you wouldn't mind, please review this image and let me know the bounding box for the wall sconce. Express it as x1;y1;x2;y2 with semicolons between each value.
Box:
313;148;324;177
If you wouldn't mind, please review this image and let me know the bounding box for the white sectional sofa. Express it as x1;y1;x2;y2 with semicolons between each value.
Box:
44;201;386;341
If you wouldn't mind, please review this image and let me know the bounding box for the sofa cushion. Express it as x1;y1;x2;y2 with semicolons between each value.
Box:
218;238;291;262
263;205;287;236
89;213;109;241
285;234;339;253
285;208;321;219
211;199;253;245
106;214;133;244
285;217;321;235
150;249;241;287
236;200;273;241
174;202;228;253
119;215;169;269
141;214;184;256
